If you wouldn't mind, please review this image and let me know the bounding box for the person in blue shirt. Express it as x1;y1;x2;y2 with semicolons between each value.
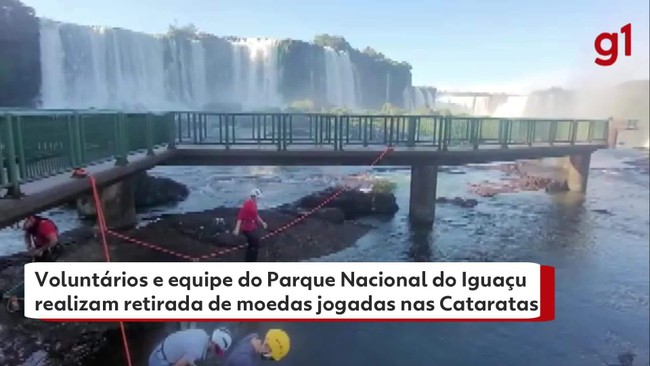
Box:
149;327;233;366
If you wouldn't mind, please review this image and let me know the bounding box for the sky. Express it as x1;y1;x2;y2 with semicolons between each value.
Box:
21;0;650;93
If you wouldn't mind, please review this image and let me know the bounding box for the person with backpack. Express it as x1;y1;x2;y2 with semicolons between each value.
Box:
23;215;62;262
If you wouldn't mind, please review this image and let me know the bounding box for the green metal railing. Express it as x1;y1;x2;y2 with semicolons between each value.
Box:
1;110;173;196
1;110;611;197
173;112;610;151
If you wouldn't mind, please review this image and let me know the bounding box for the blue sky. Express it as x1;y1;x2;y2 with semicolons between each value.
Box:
22;0;649;92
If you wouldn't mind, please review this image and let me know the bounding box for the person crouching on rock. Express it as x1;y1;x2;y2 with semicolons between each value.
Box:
224;329;291;366
149;327;233;366
233;188;268;262
23;215;62;262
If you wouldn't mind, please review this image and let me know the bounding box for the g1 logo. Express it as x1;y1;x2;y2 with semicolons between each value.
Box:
594;23;632;66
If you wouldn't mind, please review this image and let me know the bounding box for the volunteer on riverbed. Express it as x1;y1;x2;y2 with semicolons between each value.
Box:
149;327;232;366
233;188;268;262
224;329;291;366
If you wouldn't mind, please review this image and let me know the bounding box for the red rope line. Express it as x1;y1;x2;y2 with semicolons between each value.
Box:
97;146;393;261
89;176;134;366
80;146;392;365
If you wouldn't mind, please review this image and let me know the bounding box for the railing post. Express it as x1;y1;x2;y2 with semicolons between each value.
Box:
442;115;451;151
3;114;21;197
115;113;128;166
67;114;79;167
549;120;556;146
75;112;85;164
282;114;288;151
14;115;27;179
277;115;282;151
0;115;7;188
570;120;578;145
407;116;416;147
334;115;340;151
168;113;177;150
146;113;155;156
192;112;198;144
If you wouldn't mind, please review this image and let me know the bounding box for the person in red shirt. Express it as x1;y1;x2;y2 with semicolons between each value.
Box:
23;215;61;262
233;188;268;262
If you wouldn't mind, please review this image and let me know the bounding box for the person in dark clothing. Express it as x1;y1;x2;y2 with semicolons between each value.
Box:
23;215;62;262
233;188;267;262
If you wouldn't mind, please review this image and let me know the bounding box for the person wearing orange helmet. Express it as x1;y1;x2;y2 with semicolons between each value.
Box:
224;329;290;365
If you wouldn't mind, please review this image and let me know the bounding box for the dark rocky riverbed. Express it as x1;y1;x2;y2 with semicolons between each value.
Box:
0;187;397;365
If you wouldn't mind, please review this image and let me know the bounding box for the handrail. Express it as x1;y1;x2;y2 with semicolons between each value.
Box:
0;110;612;198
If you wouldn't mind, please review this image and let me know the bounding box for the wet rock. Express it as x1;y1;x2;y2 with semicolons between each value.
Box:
0;188;378;364
592;208;613;215
313;208;345;224
296;187;399;219
133;172;189;209
436;196;478;208
545;180;569;193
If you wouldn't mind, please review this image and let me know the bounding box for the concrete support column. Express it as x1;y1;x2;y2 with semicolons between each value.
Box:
409;164;438;226
76;179;137;230
607;124;619;148
566;154;592;193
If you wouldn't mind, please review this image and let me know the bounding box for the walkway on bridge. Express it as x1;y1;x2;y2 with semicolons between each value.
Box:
1;110;610;228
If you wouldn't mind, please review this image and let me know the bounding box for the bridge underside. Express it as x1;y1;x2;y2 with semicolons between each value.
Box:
0;144;604;229
163;144;605;166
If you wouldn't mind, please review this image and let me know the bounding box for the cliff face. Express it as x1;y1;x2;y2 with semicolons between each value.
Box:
0;0;41;107
0;3;413;111
277;36;412;110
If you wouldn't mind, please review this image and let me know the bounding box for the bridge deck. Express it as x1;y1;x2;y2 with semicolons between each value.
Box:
167;142;604;166
0;142;606;229
0;148;172;229
0;110;612;228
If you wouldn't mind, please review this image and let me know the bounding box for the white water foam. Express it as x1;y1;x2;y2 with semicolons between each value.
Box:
491;95;530;118
435;95;491;116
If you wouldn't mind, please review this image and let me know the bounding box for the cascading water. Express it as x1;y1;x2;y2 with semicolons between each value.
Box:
38;20;287;111
403;86;436;111
230;38;282;110
491;95;530;118
323;47;358;110
435;95;491;116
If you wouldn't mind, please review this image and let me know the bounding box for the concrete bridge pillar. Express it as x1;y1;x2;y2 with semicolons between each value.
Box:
409;164;438;226
566;154;592;193
76;179;137;230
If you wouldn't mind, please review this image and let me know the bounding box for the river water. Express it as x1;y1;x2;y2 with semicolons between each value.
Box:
1;148;648;366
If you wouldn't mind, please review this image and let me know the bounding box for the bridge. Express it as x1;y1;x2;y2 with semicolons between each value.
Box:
0;110;610;228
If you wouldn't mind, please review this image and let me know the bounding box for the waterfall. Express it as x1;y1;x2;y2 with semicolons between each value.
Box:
323;47;358;109
491;96;530;118
38;20;282;111
230;38;282;110
404;86;436;111
435;95;491;116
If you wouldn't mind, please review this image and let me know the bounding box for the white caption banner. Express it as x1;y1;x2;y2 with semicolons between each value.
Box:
24;262;543;320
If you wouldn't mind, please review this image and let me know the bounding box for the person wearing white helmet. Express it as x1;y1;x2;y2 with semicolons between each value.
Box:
148;327;233;366
233;188;268;262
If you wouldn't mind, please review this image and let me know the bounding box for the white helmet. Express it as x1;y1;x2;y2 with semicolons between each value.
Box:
211;327;233;353
251;188;263;198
